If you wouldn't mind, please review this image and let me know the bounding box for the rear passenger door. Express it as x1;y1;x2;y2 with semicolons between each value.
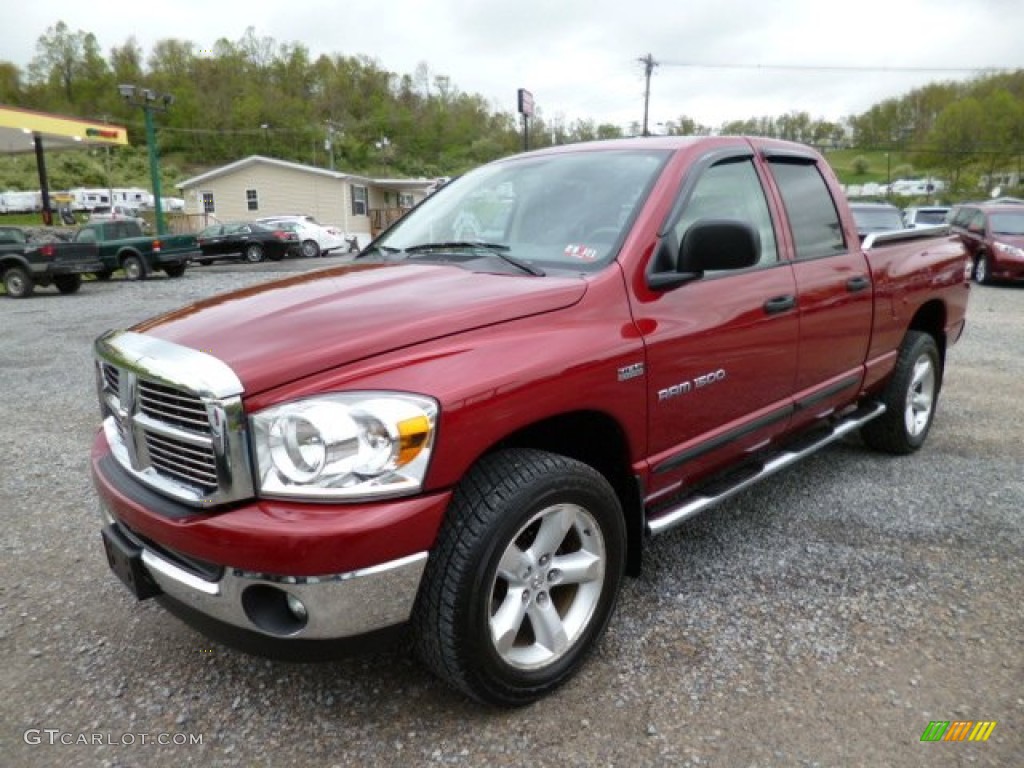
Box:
763;152;873;427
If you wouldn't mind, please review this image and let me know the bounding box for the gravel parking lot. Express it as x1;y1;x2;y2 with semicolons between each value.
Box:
1;260;1021;767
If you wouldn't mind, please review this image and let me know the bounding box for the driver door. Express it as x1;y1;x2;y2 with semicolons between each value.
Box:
632;152;799;499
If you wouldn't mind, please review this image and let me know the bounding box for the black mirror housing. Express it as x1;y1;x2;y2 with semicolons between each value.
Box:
678;219;760;273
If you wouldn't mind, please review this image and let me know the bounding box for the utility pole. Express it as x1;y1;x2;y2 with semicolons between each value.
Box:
638;53;658;137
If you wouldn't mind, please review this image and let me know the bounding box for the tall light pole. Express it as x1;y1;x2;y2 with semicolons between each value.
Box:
118;84;173;235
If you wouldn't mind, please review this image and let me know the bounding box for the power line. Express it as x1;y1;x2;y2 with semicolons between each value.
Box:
659;61;1016;74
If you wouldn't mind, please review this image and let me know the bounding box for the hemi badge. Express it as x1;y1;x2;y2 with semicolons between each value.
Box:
617;363;645;382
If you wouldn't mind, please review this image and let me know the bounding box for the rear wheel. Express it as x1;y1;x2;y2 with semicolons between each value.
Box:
301;239;320;258
54;274;82;294
3;266;34;298
244;244;265;263
862;331;941;454
413;448;626;706
122;255;146;280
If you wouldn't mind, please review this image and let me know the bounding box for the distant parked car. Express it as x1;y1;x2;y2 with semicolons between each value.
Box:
849;202;905;239
89;204;145;226
195;221;301;264
256;215;349;258
902;206;951;229
949;202;1024;284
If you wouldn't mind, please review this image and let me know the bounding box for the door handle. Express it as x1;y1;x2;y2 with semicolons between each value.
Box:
763;295;796;314
846;276;870;292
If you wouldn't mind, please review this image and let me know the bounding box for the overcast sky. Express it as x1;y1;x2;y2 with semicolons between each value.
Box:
3;0;1023;131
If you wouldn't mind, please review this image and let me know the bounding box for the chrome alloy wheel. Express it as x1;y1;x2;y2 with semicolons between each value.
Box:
488;502;606;670
904;354;936;437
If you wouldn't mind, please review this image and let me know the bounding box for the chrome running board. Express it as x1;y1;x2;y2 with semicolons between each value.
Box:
645;403;886;536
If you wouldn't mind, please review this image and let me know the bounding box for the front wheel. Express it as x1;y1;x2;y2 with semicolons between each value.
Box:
122;255;146;280
164;264;186;278
54;274;82;294
3;266;34;298
861;331;941;454
412;448;626;706
973;253;992;285
244;244;264;263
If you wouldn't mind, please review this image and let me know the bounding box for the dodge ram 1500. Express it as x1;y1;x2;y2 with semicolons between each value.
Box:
91;136;969;705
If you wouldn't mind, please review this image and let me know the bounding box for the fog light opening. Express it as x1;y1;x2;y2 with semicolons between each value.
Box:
241;584;309;636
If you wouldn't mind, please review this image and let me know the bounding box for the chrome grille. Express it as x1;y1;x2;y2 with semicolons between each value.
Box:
139;379;210;432
101;362;119;393
144;430;218;488
94;330;253;507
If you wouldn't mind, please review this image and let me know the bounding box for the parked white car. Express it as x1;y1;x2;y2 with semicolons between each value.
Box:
255;215;350;258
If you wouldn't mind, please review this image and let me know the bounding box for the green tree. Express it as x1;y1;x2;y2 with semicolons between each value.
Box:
28;21;89;105
977;89;1024;189
0;61;22;103
922;98;986;191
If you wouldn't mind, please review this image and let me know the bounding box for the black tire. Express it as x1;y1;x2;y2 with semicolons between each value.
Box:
244;244;264;263
54;274;82;294
198;259;212;266
122;255;146;280
3;266;34;298
973;252;992;285
301;239;320;258
412;448;626;706
164;264;186;278
861;331;942;454
94;270;113;281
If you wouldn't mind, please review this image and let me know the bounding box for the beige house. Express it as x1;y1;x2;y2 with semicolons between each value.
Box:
176;156;434;244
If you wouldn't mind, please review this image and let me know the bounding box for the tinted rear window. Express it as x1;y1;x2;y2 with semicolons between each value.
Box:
768;160;846;259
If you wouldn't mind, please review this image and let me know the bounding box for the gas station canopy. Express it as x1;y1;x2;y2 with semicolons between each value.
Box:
0;104;128;154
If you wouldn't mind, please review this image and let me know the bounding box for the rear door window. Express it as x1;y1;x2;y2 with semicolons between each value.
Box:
767;160;846;260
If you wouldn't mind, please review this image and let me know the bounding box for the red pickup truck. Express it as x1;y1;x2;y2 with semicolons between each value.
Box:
91;137;969;706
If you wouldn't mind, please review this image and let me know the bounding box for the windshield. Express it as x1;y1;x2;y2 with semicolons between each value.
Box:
990;212;1024;235
374;148;670;272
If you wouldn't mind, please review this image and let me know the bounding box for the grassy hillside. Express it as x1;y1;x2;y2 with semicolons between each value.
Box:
823;149;934;186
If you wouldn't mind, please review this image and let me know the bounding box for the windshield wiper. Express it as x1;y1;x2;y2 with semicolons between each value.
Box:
404;241;545;276
405;240;510;252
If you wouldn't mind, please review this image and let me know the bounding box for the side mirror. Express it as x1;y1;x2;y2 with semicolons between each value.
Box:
647;219;760;291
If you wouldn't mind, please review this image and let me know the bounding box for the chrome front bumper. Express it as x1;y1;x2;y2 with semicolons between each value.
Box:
100;505;427;640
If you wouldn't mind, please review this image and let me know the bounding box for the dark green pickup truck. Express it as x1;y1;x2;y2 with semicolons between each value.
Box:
74;220;200;280
0;226;103;298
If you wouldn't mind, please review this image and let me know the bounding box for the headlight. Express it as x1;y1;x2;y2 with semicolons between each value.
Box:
994;241;1024;259
252;392;438;500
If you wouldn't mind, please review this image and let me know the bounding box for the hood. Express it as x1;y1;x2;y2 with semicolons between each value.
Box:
133;262;587;394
